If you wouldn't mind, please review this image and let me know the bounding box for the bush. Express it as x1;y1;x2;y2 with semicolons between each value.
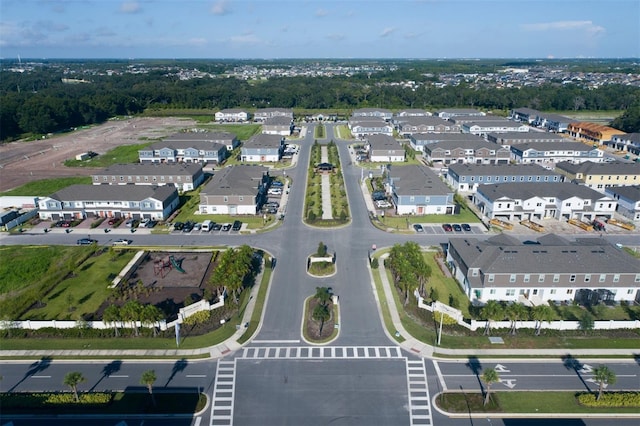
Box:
370;258;379;269
577;392;640;407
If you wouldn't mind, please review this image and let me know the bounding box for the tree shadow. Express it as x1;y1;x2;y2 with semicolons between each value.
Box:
89;360;122;391
465;356;484;392
562;354;590;392
8;356;53;392
164;358;188;387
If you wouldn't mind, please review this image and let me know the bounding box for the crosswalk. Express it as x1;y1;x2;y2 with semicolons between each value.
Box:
240;345;403;360
207;346;432;426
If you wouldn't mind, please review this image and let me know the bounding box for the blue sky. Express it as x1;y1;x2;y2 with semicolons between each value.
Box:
1;0;638;59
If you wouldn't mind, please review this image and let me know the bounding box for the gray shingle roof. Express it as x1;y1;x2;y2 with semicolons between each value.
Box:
98;163;202;175
510;142;596;152
476;182;609;202
201;165;267;196
389;165;452;196
448;163;559;177
244;134;284;148
555;160;640;175
50;184;177;202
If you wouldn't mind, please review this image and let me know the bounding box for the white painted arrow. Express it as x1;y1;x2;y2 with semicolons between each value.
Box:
578;364;593;374
494;363;510;373
500;378;517;389
586;377;608;388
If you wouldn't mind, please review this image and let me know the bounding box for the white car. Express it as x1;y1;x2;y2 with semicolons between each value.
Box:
112;239;132;246
375;200;392;209
268;188;283;195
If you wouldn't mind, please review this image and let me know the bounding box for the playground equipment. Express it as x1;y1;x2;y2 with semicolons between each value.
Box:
170;255;186;273
153;256;172;278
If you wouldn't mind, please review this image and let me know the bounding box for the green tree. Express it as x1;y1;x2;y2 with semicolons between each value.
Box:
140;370;157;406
579;311;595;335
312;303;330;334
63;371;86;402
481;368;500;406
505;303;528;335
102;304;121;337
592;365;617;401
317;241;327;257
532;304;554;336
481;300;504;335
141;304;164;337
121;300;143;336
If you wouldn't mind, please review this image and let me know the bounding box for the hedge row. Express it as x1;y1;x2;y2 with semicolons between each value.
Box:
1;392;112;408
577;392;640;407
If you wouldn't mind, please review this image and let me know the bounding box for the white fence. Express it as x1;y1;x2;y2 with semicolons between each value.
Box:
416;294;640;331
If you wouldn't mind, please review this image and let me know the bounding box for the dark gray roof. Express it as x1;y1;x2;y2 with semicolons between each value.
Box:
487;132;566;142
437;108;484;115
449;235;640;275
555;160;640;175
411;133;484;143
613;132;640;143
353;108;392;114
448;163;559;177
396;116;453;126
145;140;227;152
98;163;203;176
465;120;526;127
539;113;573;123
244;133;284;148
264;116;293;126
427;139;503;151
201;165;267;196
390;165;452;196
512;107;540;116
50;184;177;202
605;185;640;201
163;132;236;143
367;134;399;148
476;182;610;202
510;142;595;152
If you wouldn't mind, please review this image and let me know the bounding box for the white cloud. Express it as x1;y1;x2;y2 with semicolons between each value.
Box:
211;0;230;16
315;8;328;17
36;20;69;32
522;20;605;36
120;2;141;14
380;27;395;38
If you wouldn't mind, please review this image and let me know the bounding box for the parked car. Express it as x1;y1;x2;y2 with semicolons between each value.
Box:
372;191;386;201
182;221;194;232
145;220;157;228
232;220;242;231
268;188;283;195
221;223;232;232
125;218;138;228
76;238;97;245
442;224;453;232
271;181;284;187
112;239;132;246
462;223;472;232
211;223;222;231
173;222;184;231
375;200;392;209
193;222;202;231
452;224;462;232
413;224;424;233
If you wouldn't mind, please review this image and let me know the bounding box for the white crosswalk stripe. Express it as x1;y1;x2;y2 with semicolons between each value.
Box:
240;345;403;360
210;360;236;426
406;359;433;426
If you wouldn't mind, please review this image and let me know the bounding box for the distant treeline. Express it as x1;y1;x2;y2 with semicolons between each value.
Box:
2;65;639;141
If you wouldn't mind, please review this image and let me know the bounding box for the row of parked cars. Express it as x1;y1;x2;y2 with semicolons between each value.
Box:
413;223;472;233
173;220;242;233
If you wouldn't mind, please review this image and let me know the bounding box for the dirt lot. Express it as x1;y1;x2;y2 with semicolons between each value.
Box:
0;117;195;192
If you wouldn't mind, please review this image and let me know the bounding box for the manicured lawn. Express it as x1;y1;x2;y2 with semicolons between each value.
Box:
238;254;272;344
314;124;325;139
334;125;353;139
64;143;151;167
197;123;261;140
421;251;470;317
436;391;640;414
0;177;92;196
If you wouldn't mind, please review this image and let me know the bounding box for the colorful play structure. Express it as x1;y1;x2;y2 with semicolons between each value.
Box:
153;255;185;278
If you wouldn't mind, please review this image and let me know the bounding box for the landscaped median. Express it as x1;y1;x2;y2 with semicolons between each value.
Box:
434;391;640;416
0;391;207;415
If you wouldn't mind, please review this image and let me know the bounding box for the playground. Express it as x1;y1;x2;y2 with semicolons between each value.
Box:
97;251;217;320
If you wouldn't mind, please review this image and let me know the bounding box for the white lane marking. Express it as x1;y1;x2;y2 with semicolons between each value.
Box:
186;374;207;378
193;417;201;426
432;360;447;391
30;375;51;378
108;375;129;378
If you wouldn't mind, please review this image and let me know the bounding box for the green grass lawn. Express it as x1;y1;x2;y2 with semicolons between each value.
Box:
0;177;92;197
334;125;353;139
64;143;152;168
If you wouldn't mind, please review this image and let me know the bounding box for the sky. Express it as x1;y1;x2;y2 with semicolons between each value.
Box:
1;0;639;59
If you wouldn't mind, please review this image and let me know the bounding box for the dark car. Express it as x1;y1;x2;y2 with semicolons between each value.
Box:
271;181;284;187
221;223;232;232
372;191;386;201
211;223;222;231
182;221;194;232
442;224;453;232
232;220;242;231
452;224;462;232
413;224;424;233
462;223;472;232
173;222;184;231
145;220;157;228
76;238;97;245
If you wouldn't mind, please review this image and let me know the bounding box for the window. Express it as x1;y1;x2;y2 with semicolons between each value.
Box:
613;274;620;283
239;196;244;201
636;274;640;283
224;196;228;202
550;289;556;294
506;289;515;296
553;274;560;283
524;274;530;283
628;289;634;295
490;289;496;295
569;274;576;283
510;274;516;283
584;274;591;283
538;274;545;282
566;289;573;295
599;274;606;283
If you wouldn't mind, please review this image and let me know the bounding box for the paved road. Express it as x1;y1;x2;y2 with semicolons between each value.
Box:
1;123;639;426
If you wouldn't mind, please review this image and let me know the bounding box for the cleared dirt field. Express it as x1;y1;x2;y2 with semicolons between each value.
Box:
0;117;196;192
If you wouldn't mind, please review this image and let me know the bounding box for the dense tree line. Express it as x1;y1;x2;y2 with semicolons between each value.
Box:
2;63;639;141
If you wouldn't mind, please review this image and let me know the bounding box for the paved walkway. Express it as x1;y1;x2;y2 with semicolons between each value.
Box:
320;145;333;220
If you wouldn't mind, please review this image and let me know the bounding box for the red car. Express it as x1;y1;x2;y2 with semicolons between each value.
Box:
442;224;453;232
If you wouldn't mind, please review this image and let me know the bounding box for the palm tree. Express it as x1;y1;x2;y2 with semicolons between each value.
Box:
140;369;157;406
593;365;617;401
312;304;330;334
102;304;121;337
531;304;554;336
63;371;86;402
506;303;528;335
141;304;164;337
481;368;500;406
481;300;504;335
314;287;331;307
121;300;142;336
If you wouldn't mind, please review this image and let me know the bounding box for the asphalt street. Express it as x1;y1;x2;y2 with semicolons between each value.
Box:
1;123;639;426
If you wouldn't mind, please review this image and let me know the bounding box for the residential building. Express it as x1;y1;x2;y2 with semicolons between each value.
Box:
214;108;250;122
462;120;529;136
352;108;393;121
424;140;511;165
163;132;239;151
394;109;431;119
555;161;640;192
567;122;624;146
487;131;567;145
396;116;461;136
138;139;228;164
473;182;617;222
366;134;405;163
241;134;285;162
38;184;179;221
387;165;455;215
262;116;293;136
447;163;561;192
349;118;394;138
92;163;205;191
435;108;485;120
446;234;640;304
408;133;483;153
509;107;540;123
535;113;573;133
510;142;603;164
198;165;269;215
605;185;640;222
449;114;507;125
610;133;640;155
253;108;294;122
